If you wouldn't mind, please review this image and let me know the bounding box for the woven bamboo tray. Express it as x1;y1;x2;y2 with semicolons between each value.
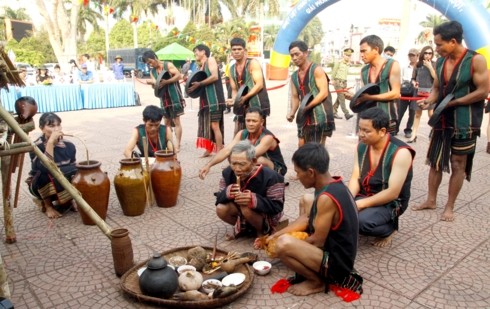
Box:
120;246;255;308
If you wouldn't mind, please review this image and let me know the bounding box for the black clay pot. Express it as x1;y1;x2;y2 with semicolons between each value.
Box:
139;253;179;298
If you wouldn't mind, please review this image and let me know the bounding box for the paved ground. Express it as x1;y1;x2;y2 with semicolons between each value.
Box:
1;77;489;309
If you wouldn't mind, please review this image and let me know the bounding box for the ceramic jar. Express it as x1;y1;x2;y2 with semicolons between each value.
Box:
71;160;110;225
110;228;134;277
139;253;178;298
114;158;148;216
150;150;182;208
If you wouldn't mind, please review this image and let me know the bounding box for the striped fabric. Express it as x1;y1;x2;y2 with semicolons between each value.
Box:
361;59;398;132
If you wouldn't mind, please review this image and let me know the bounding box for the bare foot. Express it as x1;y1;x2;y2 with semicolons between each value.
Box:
440;206;455;221
200;151;211;158
32;198;44;210
288;279;324;296
372;231;396;248
411;201;436;211
44;205;62;219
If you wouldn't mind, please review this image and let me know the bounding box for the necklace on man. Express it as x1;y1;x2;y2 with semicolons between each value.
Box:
146;129;160;153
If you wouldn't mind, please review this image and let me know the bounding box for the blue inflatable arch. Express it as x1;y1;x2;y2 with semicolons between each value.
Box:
269;0;490;79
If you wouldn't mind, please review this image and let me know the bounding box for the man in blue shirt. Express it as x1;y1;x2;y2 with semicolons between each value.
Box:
78;64;94;84
111;55;125;81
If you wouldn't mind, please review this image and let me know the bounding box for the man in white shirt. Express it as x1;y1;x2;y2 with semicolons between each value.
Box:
397;48;418;138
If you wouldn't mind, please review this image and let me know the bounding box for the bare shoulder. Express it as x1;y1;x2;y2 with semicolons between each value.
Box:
473;53;488;68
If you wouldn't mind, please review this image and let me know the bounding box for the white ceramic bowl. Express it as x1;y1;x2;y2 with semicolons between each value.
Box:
168;256;187;268
253;261;272;275
177;264;196;275
201;279;223;294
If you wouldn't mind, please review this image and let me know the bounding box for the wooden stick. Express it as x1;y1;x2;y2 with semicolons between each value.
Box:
1;156;16;243
63;134;89;163
13;154;24;208
0;106;112;238
142;136;154;206
0;145;33;157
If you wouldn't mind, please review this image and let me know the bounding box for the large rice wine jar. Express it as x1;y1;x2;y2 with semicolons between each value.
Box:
151;150;182;207
114;158;148;216
71;160;110;225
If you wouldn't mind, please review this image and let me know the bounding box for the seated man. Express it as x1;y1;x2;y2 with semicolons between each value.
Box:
257;143;362;296
123;105;173;158
199;107;287;179
27;112;78;219
348;107;415;247
215;140;285;239
78;64;94;84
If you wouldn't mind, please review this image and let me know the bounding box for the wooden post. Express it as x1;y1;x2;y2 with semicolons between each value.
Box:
0;106;112;239
0;253;11;299
1;155;16;243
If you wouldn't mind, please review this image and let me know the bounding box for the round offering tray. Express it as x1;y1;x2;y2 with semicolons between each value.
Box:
120;246;254;308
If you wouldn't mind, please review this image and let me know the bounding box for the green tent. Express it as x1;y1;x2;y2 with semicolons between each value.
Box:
155;43;194;61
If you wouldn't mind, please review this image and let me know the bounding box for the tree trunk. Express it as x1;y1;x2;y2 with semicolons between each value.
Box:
34;0;80;72
133;23;138;48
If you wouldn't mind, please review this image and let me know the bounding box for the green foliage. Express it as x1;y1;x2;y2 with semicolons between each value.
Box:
298;17;324;48
81;29;106;54
6;30;56;66
309;51;322;65
263;25;280;51
137;22;164;49
109;20;134;48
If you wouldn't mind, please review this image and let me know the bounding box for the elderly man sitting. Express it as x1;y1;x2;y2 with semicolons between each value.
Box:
214;140;285;240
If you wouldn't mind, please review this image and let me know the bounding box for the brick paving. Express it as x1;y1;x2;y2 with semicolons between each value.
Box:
1;78;489;308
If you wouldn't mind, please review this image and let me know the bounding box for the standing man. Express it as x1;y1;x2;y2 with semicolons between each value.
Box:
286;40;335;147
143;50;185;152
412;21;489;221
228;38;270;134
348;108;415;247
383;46;396;59
81;54;96;73
111;55;125;81
347;35;401;134
188;44;226;157
181;58;191;76
223;55;235;114
397;48;418;138
331;47;354;120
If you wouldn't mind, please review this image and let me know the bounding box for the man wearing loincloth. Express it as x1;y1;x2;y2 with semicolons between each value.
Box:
187;44;226;157
412;21;489;221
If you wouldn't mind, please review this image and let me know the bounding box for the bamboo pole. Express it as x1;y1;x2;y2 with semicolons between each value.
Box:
1;155;16;243
0;106;112;238
0;146;33;157
0;253;11;299
142;136;154;207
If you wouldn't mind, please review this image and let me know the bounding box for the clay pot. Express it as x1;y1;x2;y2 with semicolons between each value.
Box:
15;98;38;121
110;228;134;277
139;253;179;298
114;158;148;216
71;160;110;225
150;150;182;208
